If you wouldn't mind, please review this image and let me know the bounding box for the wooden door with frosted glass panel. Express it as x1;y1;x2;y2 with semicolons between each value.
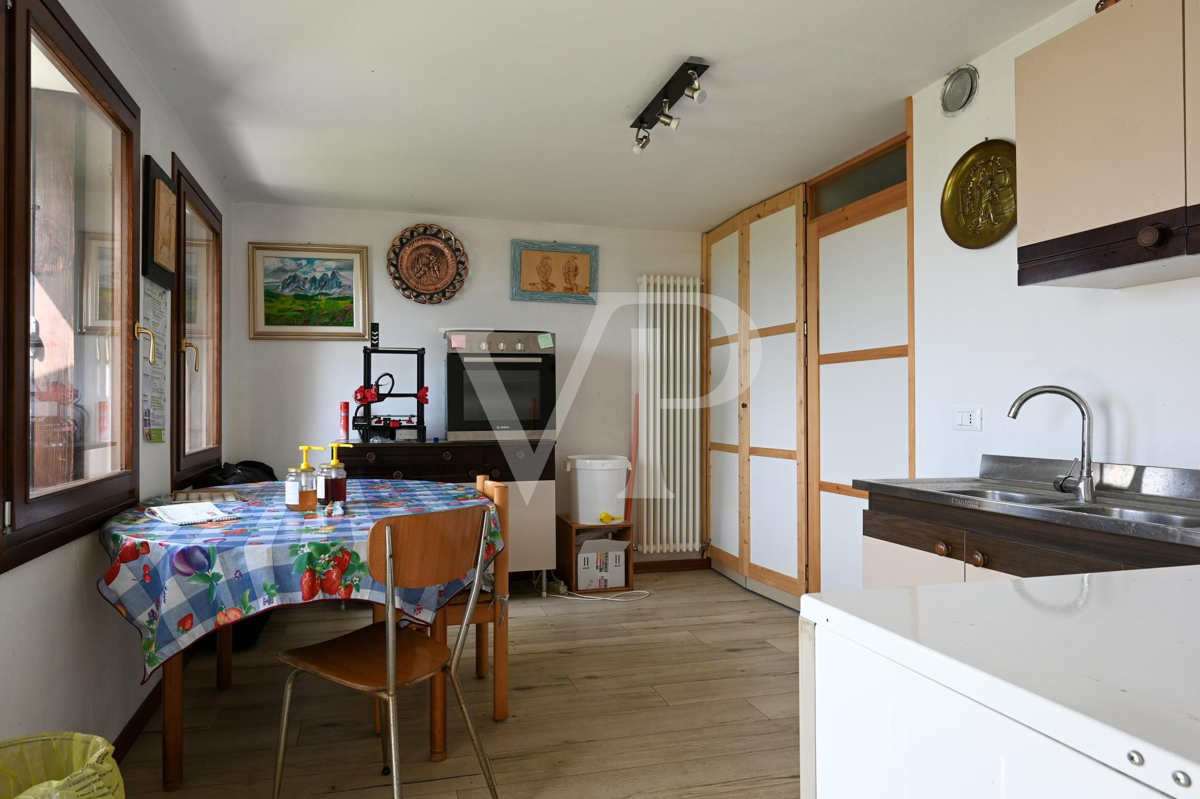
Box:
807;167;912;593
704;186;807;596
705;217;741;572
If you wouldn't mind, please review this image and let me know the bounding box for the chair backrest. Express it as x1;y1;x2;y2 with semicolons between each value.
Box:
367;505;489;588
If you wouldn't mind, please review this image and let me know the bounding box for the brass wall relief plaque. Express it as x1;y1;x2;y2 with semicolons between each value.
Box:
386;223;469;303
941;139;1017;249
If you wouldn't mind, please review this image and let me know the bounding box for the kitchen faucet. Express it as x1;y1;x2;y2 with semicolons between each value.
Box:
1007;385;1095;503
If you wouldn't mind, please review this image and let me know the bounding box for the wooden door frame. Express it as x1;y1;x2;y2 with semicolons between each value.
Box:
804;110;916;592
704;185;807;596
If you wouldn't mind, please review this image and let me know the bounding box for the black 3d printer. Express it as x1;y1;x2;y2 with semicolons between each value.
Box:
353;323;428;442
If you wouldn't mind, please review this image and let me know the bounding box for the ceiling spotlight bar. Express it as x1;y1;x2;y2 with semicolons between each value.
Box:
629;59;709;132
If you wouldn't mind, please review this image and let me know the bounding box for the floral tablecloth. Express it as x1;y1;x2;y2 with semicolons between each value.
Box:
98;479;500;679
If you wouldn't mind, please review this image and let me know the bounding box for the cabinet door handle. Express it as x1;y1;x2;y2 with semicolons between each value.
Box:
491;469;501;479
970;550;989;568
442;451;452;461
934;541;951;557
392;470;404;479
468;469;479;479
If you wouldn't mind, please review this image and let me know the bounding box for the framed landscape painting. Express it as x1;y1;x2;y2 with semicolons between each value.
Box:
248;243;370;340
510;239;599;304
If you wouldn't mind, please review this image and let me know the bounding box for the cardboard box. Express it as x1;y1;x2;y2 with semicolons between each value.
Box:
577;539;629;591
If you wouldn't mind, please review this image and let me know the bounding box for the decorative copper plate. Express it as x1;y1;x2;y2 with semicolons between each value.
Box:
386;224;469;303
941;139;1017;250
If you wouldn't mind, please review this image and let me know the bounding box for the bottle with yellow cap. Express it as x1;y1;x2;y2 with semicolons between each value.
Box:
285;445;325;512
322;442;353;516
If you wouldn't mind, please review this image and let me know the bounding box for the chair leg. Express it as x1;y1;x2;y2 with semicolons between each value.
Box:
272;669;302;799
475;623;489;678
380;697;391;776
449;669;499;799
387;696;404;799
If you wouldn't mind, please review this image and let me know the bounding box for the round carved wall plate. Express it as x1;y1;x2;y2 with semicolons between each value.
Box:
386;223;469;303
941;139;1017;250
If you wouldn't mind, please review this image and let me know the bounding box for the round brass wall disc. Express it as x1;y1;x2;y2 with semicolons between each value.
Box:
386;224;469;303
941;139;1017;249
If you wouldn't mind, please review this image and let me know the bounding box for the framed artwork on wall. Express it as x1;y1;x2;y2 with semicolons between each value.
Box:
247;242;370;340
81;232;116;332
141;155;177;290
510;239;599;304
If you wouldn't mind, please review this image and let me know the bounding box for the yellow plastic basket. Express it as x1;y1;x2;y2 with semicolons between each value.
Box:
0;733;123;799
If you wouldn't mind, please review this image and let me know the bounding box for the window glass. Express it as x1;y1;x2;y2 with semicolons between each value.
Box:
812;145;906;217
28;33;127;495
183;200;218;454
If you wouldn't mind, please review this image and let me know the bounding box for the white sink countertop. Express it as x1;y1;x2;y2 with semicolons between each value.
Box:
801;565;1200;798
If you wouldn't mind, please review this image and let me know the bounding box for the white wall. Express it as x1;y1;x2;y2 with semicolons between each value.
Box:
912;0;1200;478
224;203;699;509
0;0;231;743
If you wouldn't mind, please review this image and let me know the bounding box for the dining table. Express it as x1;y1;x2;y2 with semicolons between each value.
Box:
97;478;503;792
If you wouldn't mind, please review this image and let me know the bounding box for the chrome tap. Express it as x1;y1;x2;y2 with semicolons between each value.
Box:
1007;386;1095;503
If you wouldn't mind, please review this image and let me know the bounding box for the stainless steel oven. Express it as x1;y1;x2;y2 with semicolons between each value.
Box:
445;330;556;441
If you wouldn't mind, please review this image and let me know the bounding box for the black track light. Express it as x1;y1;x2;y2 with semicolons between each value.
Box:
657;99;679;130
683;70;706;104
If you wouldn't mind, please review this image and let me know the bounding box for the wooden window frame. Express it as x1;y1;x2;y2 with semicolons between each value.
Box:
1;0;141;573
170;153;222;489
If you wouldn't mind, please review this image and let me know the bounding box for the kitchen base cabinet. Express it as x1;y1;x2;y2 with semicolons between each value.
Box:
812;627;1165;798
862;536;964;588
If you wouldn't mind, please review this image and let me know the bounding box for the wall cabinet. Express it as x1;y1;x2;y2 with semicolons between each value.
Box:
1015;0;1200;288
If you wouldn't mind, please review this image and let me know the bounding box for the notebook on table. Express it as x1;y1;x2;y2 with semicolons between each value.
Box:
147;502;239;526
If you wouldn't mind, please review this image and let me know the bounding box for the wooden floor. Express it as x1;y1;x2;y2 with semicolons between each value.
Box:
121;569;800;798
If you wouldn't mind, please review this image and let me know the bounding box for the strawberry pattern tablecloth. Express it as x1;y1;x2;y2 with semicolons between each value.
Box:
98;479;500;679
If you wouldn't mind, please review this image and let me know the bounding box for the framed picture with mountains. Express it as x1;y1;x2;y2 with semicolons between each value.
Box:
247;243;370;340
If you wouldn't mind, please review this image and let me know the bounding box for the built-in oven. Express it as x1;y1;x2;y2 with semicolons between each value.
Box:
445;330;556;441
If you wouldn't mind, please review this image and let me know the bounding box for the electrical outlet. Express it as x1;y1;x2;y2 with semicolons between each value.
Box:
953;406;983;432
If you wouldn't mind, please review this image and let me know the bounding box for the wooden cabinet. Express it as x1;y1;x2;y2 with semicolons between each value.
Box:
862;511;964;588
343;441;556;572
1015;0;1200;288
964;530;1122;581
861;499;1196;587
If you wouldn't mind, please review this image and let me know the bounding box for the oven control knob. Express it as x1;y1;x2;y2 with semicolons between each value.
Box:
479;342;488;351
516;342;524;351
498;342;506;351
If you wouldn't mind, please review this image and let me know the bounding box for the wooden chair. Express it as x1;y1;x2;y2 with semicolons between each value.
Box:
271;505;500;799
445;476;510;720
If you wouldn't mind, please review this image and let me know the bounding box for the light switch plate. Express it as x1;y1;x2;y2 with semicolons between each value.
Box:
954;406;983;432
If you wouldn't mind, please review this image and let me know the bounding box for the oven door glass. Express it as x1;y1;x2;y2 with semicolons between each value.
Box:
448;355;556;433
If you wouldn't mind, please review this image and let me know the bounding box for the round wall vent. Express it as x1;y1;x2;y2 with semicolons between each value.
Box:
941;65;979;116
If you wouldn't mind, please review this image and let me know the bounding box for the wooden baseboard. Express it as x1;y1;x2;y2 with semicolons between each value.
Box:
634;557;710;573
112;680;162;762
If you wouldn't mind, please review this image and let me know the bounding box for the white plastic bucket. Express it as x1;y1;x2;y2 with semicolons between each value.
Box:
565;454;631;524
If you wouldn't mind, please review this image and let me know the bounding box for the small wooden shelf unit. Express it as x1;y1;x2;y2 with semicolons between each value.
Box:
555;514;635;594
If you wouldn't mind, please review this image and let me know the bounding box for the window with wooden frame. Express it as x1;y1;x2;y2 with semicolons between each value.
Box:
2;0;141;572
170;154;222;488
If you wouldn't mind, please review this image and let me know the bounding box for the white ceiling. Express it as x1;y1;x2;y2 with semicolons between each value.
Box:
99;0;1074;232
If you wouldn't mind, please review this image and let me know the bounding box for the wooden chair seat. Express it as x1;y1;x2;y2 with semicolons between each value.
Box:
279;622;450;694
447;589;493;606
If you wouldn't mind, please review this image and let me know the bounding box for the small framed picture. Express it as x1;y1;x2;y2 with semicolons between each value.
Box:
248;242;370;340
510;239;599;305
141;155;177;290
82;233;117;332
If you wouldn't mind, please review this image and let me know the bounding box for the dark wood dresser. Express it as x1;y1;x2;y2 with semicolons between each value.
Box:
340;440;555;483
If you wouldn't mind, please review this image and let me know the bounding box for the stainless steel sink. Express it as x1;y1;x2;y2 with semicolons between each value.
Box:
1060;505;1200;528
945;489;1068;505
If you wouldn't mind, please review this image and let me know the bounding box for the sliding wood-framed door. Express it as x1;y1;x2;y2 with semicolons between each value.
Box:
704;186;808;600
805;123;915;593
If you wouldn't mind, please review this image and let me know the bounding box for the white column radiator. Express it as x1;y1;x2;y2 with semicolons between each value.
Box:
635;275;702;554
